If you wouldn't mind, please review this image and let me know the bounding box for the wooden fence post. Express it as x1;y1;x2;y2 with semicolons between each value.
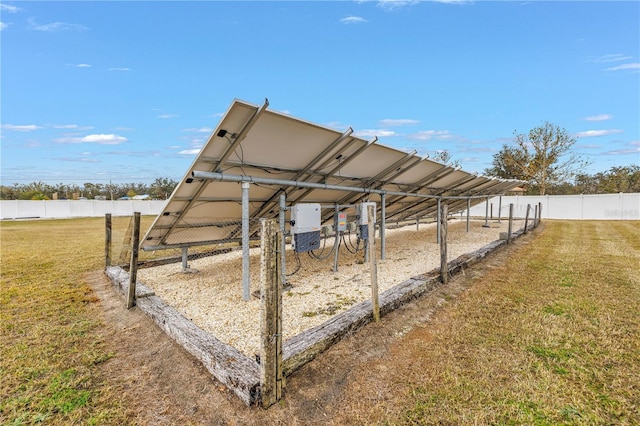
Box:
524;204;531;234
105;213;112;269
507;203;514;244
127;212;140;309
538;202;543;226
367;205;380;323
260;219;283;408
440;203;448;284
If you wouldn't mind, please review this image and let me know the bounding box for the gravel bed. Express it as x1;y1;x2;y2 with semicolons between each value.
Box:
138;219;523;357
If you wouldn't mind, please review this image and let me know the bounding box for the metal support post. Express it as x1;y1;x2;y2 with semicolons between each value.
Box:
333;204;340;272
482;197;490;228
466;198;470;233
181;247;189;270
242;182;250;301
498;195;503;223
380;193;386;260
279;194;287;287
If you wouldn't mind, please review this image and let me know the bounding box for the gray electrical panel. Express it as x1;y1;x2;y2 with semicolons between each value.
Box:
357;202;376;240
291;203;321;252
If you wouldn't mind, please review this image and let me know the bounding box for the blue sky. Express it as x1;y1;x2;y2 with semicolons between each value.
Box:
1;1;639;185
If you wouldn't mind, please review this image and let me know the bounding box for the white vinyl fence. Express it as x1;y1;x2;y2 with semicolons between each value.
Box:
0;199;168;220
1;194;638;221
467;193;639;220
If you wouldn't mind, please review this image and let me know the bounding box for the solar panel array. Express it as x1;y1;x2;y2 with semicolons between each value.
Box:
141;99;521;250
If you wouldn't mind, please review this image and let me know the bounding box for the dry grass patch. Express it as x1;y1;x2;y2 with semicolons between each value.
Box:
372;221;640;425
0;217;155;425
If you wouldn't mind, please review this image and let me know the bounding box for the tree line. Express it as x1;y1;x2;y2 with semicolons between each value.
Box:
0;178;178;200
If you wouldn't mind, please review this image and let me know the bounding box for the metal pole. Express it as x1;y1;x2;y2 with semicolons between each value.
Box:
367;204;380;322
191;170;510;201
482;197;490;228
242;182;250;301
181;247;189;271
279;194;287;287
466;198;470;233
380;193;386;260
333;206;340;272
498;195;503;223
439;203;448;285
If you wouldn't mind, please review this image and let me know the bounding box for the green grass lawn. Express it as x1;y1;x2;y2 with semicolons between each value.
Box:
393;220;640;425
1;218;638;424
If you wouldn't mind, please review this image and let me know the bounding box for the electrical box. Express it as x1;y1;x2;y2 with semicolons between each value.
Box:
357;202;376;240
357;202;376;226
291;203;321;252
336;211;347;232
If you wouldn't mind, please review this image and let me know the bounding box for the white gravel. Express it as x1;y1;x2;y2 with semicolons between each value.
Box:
138;219;523;357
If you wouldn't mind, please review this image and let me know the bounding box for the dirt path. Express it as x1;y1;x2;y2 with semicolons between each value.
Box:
87;228;539;425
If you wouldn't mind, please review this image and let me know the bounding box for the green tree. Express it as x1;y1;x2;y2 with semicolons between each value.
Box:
485;122;589;195
149;177;178;200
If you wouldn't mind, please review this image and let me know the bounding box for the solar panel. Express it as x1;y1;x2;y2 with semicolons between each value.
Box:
141;98;522;250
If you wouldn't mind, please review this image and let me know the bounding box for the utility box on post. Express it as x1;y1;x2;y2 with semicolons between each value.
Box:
336;211;347;232
357;202;376;240
291;203;321;252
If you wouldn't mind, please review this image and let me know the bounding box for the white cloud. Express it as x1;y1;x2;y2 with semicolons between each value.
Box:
28;18;88;32
378;118;420;126
157;114;178;119
0;22;8;31
630;140;640;147
183;127;213;133
108;67;131;71
0;4;20;12
601;147;640;155
340;16;367;24
582;114;612;122
354;129;396;138
1;124;41;131
408;130;453;140
54;133;128;145
75;63;91;68
178;149;202;155
53;124;94;130
377;0;419;10
575;129;623;138
589;53;633;63
605;62;640;71
57;156;100;163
